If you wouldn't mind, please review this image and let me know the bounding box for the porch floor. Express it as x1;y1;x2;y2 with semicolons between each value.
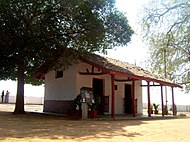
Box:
29;110;177;120
95;113;177;120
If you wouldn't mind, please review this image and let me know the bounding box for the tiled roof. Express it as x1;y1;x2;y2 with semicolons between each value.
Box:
82;53;182;88
35;51;181;88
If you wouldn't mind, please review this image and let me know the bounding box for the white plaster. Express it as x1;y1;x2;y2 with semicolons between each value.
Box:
44;61;143;115
135;81;143;114
115;82;125;114
45;64;77;100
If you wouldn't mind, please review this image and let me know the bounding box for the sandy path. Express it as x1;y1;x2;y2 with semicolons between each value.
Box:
0;104;190;142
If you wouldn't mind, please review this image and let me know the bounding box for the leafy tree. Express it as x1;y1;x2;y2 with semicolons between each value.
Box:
0;0;133;113
141;0;190;92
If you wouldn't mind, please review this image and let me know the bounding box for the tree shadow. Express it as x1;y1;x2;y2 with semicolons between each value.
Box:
0;112;144;141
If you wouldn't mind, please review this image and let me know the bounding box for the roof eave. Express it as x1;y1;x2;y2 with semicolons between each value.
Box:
109;70;182;88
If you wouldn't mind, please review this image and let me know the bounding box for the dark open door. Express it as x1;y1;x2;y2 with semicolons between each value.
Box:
93;78;104;114
124;84;132;114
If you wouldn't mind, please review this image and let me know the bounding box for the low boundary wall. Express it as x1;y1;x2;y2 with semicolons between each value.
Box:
143;103;190;112
8;96;44;104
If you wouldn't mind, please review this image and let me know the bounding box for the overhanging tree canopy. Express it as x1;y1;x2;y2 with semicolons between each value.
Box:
140;0;190;92
0;0;134;113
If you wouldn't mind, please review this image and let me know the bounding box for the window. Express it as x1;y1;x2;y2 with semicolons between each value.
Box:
55;71;63;78
114;85;118;90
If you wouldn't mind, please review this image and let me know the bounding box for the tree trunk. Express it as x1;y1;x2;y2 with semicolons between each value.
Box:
13;59;25;114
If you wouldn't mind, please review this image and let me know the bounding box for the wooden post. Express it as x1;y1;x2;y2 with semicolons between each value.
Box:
161;85;164;116
111;74;115;118
171;87;176;116
132;79;136;117
147;81;151;117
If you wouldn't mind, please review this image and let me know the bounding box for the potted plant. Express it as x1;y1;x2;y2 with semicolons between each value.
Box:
171;104;177;115
164;105;168;115
174;104;177;115
74;94;82;110
150;104;154;114
147;104;154;114
153;103;159;114
70;94;82;118
88;96;101;118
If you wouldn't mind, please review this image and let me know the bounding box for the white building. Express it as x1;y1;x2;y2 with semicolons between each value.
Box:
35;53;181;118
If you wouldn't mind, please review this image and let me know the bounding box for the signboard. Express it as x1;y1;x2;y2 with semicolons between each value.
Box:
80;87;94;103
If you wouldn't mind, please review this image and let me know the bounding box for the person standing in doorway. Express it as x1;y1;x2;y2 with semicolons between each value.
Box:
5;90;10;103
1;90;4;103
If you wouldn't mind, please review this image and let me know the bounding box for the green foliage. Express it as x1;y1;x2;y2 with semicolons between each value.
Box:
164;105;168;112
74;94;101;111
153;103;159;110
88;96;101;111
73;93;82;111
141;0;190;92
0;0;133;113
0;0;133;84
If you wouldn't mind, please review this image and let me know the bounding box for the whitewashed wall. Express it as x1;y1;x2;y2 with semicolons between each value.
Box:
76;62;93;94
45;64;77;100
114;80;142;114
76;62;143;114
44;61;143;114
136;81;143;114
115;82;125;114
76;62;113;112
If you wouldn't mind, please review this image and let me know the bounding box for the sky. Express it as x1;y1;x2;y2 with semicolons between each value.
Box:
0;0;190;105
105;0;149;66
108;0;190;105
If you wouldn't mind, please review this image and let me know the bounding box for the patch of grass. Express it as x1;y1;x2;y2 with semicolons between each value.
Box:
178;113;187;117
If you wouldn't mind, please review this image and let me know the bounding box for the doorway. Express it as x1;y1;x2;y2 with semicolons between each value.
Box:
93;78;104;114
124;84;132;114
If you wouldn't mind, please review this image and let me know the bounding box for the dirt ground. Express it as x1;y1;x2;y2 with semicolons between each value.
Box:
0;104;190;142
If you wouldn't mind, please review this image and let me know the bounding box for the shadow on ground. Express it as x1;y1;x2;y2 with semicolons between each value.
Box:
0;111;144;141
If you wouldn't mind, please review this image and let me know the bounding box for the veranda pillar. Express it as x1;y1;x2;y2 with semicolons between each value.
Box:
111;74;115;118
147;81;151;117
161;85;164;116
132;79;136;117
171;87;176;116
